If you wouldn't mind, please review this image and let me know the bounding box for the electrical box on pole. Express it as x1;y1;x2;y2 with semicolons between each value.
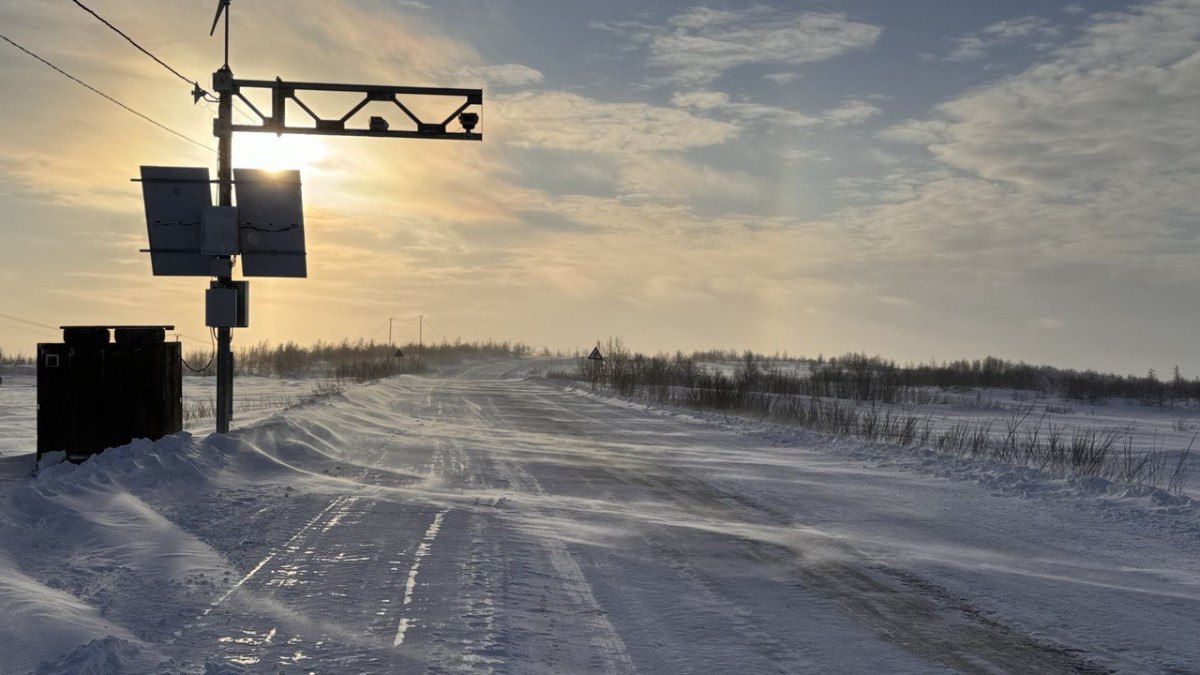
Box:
201;206;239;255
136;1;483;434
205;281;248;328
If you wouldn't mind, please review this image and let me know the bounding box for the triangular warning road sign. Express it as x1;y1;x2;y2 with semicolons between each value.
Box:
393;349;405;358
587;347;603;361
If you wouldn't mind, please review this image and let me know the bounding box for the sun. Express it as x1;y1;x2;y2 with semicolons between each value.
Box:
234;133;328;172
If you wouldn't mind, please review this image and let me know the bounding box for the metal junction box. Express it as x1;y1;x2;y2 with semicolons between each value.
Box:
206;281;248;328
201;205;240;255
37;325;182;463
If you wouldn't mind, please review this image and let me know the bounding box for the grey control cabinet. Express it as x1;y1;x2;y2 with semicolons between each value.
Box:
37;326;182;463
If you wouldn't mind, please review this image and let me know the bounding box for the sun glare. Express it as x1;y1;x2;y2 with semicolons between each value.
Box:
234;133;328;172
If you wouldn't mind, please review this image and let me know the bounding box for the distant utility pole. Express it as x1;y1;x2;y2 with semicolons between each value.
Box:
201;1;480;433
419;314;423;361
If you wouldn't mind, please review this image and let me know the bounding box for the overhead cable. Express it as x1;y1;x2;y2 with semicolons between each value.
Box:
69;0;209;97
423;320;448;340
0;311;209;346
0;311;58;331
0;319;57;338
68;1;265;124
69;2;265;136
0;32;213;151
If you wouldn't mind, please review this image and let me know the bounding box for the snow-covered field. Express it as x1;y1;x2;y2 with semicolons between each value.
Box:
693;360;1200;497
0;358;1198;672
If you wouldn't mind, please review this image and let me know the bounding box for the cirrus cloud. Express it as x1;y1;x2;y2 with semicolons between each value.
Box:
645;6;882;86
493;91;738;153
671;90;880;129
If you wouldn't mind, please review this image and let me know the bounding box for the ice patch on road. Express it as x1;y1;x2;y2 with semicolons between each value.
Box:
394;509;448;646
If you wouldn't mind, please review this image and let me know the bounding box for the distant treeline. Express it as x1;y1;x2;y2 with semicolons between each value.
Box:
1;338;536;380
819;353;1200;405
573;341;1200;406
0;347;33;368
557;342;1194;494
184;338;534;381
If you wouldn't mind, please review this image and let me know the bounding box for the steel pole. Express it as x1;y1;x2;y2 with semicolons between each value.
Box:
215;66;234;433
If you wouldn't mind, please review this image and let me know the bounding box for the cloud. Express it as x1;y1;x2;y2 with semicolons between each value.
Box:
1036;317;1066;330
852;0;1200;283
946;36;989;62
671;90;817;127
671;90;879;129
778;148;828;165
457;64;544;89
945;15;1060;61
983;16;1058;40
642;7;881;86
763;72;801;85
931;2;1200;197
819;99;882;128
876;119;949;146
494;91;738;153
615;154;761;205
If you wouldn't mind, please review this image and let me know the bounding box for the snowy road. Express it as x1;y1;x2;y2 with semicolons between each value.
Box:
5;359;1200;673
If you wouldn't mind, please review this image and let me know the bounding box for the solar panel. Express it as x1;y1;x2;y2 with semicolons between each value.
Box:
140;166;213;276
234;168;307;278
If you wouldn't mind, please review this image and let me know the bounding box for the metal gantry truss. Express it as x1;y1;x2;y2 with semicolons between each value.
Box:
201;66;483;433
137;1;485;435
214;70;483;141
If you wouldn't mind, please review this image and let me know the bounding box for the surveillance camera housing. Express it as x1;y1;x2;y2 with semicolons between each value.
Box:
459;112;479;133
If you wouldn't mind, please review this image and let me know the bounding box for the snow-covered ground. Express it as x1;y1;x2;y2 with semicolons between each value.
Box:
699;358;813;379
0;369;341;461
0;358;1198;672
693;360;1200;497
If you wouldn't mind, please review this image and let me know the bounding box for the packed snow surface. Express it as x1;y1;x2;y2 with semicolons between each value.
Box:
0;359;1198;673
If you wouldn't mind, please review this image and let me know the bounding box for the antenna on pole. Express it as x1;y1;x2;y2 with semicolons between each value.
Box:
209;0;230;66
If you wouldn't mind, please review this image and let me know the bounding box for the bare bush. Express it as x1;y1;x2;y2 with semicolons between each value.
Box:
563;343;1194;495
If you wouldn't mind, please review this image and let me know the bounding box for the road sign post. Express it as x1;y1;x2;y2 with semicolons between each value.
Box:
586;346;604;390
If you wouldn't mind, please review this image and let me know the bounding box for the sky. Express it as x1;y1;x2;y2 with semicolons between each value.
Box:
1;0;1200;376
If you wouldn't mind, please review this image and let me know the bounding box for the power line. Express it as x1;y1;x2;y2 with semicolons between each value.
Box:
365;318;389;338
0;319;57;338
68;2;265;129
68;0;259;125
0;311;208;346
69;0;209;98
0;311;57;331
0;32;213;151
200;96;257;126
423;320;448;341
